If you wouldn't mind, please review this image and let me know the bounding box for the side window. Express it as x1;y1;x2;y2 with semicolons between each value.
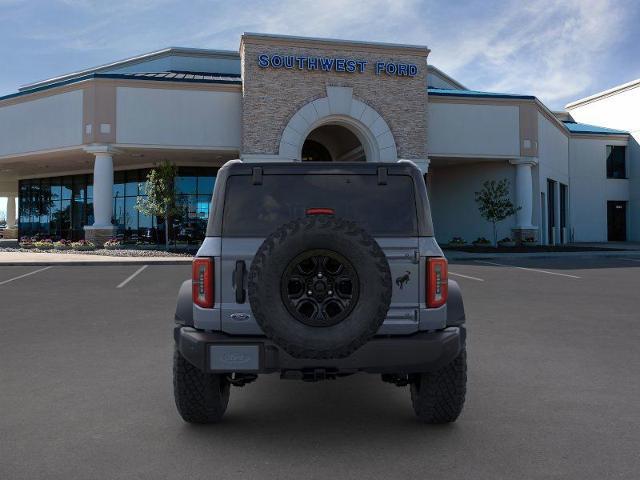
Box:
606;145;626;179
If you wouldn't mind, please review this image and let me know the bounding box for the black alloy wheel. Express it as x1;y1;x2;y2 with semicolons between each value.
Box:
281;249;360;327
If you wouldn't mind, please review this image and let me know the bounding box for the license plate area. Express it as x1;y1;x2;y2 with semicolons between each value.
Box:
209;344;260;372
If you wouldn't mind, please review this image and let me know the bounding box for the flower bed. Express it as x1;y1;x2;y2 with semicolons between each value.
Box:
497;237;516;247
103;238;123;250
19;236;34;249
33;239;54;250
472;237;491;246
54;239;73;250
70;240;96;251
447;236;467;247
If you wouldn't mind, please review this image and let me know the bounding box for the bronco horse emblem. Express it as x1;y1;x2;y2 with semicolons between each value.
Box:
395;271;411;289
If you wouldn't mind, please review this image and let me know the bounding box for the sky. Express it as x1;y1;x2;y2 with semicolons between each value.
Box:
1;0;639;110
0;0;640;109
0;0;639;218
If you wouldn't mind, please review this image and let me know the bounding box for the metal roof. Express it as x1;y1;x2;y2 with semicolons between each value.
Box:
19;47;240;92
0;71;241;103
565;78;640;109
428;87;535;100
121;71;241;82
562;121;628;135
427;66;467;90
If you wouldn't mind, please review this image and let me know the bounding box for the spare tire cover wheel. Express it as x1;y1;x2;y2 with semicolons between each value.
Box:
248;215;392;359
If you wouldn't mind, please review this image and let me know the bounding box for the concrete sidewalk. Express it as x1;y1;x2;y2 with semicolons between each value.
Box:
0;251;192;266
3;246;640;265
444;249;640;261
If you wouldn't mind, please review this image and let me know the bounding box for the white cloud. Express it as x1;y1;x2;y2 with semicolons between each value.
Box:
426;0;630;107
3;0;635;108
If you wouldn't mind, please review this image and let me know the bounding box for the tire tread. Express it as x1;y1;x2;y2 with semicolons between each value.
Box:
410;349;467;423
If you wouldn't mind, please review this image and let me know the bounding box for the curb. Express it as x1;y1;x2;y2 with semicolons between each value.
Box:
0;259;193;266
445;251;640;261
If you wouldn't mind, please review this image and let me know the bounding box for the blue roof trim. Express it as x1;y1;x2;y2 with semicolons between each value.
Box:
0;72;242;102
562;121;628;135
428;87;535;100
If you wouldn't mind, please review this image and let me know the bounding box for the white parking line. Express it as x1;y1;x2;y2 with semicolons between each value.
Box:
449;272;485;282
116;265;148;289
475;260;581;279
0;266;52;286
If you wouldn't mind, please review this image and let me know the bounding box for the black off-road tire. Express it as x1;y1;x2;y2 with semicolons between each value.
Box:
410;348;467;424
248;215;392;359
173;345;230;424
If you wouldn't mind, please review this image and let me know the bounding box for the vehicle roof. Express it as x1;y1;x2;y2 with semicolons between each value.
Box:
221;160;422;175
207;160;433;237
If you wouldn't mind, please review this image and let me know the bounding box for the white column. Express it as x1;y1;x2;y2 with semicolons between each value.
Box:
6;195;16;228
92;153;114;227
84;145;118;229
510;158;537;229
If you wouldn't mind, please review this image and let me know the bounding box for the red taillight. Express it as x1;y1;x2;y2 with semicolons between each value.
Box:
192;257;214;308
427;257;448;308
305;207;335;215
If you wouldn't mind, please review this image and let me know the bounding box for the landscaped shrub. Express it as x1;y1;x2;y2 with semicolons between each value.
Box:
448;236;466;246
53;239;73;250
472;237;491;246
497;237;516;246
19;236;34;249
103;238;123;250
33;239;54;250
71;240;96;251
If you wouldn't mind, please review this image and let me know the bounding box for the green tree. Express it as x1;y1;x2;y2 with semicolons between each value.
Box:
136;161;181;250
474;179;520;246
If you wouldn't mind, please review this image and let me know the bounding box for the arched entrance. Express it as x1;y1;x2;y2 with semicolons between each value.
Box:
277;86;398;163
301;124;366;162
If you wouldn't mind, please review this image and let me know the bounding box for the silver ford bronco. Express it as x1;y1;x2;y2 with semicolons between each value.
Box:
173;160;467;424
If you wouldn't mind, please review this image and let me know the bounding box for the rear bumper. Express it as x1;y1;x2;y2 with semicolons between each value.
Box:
175;326;465;375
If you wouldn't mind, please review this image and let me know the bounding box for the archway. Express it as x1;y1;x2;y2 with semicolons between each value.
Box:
302;124;366;162
277;86;398;163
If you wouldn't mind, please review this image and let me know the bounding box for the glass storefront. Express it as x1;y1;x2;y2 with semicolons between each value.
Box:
18;166;217;244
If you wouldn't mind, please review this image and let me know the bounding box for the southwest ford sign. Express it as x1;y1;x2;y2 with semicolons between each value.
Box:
257;54;418;77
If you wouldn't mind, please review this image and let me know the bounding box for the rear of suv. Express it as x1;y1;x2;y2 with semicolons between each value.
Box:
174;160;467;424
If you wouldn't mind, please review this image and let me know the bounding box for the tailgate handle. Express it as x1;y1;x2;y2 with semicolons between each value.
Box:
233;260;247;304
386;250;420;264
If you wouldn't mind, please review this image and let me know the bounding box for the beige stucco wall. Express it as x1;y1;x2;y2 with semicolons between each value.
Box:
568;86;640;241
429;161;517;243
569;136;630;241
240;35;428;159
116;86;242;148
427;101;520;157
0;90;83;157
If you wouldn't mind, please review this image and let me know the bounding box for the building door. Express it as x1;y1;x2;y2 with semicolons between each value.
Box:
547;179;556;244
540;193;547;244
560;184;568;243
607;201;627;241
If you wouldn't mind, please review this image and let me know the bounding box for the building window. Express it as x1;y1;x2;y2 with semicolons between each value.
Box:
18;166;217;245
606;145;626;179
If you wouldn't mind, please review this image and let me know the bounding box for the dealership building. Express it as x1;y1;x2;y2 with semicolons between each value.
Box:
0;33;637;245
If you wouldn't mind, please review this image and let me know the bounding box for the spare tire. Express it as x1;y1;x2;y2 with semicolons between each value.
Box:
248;215;392;359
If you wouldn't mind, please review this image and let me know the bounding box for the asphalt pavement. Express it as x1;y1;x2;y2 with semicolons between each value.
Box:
1;257;639;479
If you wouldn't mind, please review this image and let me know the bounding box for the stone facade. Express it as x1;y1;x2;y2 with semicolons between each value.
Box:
240;34;429;160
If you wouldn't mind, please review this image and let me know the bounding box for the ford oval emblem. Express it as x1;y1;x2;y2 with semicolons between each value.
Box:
222;352;251;364
230;312;250;321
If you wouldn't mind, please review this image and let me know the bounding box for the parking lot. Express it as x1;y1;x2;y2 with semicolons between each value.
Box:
1;256;639;479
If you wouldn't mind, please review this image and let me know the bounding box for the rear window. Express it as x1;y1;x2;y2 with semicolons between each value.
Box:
221;174;418;236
